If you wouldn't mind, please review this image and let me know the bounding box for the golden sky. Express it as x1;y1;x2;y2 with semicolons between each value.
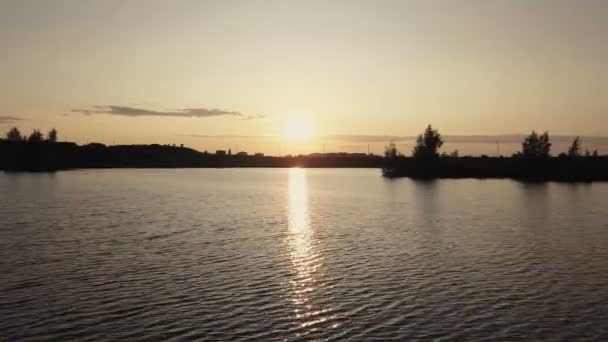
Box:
1;0;607;155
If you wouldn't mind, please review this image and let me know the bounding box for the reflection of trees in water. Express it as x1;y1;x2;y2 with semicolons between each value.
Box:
410;179;444;246
518;182;551;227
412;179;439;217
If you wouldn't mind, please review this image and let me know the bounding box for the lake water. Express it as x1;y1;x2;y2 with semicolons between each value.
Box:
1;168;608;341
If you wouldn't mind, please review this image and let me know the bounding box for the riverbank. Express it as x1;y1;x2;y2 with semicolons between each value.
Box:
0;141;382;171
3;140;607;182
382;156;608;182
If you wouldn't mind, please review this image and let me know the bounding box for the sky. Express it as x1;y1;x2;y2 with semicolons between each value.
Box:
1;0;607;155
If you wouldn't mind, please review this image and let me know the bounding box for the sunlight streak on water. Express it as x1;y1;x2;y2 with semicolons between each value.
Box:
286;168;336;332
287;168;313;306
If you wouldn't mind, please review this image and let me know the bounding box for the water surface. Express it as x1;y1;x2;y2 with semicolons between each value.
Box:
1;169;608;341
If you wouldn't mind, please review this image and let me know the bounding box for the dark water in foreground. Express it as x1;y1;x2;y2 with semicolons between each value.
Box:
1;169;608;341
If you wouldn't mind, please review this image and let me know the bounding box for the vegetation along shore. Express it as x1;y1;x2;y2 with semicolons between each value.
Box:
383;125;607;181
1;126;607;181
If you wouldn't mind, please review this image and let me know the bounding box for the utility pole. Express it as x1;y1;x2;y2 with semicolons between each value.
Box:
496;140;500;156
367;144;370;155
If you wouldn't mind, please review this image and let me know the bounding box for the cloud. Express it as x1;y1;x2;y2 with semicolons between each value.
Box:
179;133;409;140
177;134;275;139
72;105;263;120
242;114;265;120
441;134;608;144
176;133;608;146
323;135;414;142
0;116;23;124
324;134;608;144
172;132;608;156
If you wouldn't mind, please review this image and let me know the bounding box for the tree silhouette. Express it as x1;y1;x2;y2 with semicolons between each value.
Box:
6;127;23;141
28;129;44;143
384;142;399;159
47;128;58;142
568;136;581;157
412;125;444;158
522;131;551;158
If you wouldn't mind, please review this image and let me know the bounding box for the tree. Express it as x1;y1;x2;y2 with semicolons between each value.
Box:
6;127;23;141
449;149;459;158
384;142;399;159
567;136;581;157
28;129;44;143
521;131;551;158
47;128;58;142
592;149;599;157
412;125;444;159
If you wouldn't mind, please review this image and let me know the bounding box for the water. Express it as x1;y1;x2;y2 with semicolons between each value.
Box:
1;168;608;341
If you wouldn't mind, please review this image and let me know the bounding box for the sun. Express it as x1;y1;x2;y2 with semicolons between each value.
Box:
281;114;315;142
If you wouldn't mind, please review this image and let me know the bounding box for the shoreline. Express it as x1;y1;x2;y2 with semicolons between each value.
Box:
382;156;608;182
2;141;607;182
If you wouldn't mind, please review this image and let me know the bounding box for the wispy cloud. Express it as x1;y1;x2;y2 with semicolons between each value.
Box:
242;114;265;120
177;134;275;139
0;116;23;124
72;105;264;120
323;135;414;142
324;134;608;144
176;133;608;144
178;134;413;141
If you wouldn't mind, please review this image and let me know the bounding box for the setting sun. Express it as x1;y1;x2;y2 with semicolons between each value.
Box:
281;114;315;142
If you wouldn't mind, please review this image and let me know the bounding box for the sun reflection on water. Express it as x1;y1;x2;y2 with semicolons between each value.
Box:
288;168;313;304
286;168;338;331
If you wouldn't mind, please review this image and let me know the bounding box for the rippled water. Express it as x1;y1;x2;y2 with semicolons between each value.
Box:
2;168;608;341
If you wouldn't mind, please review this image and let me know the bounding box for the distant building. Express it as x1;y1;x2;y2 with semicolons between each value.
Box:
216;150;227;156
254;153;264;157
236;151;248;156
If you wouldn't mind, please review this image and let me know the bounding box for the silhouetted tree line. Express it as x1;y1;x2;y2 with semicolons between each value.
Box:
383;125;607;181
0;127;382;171
1;125;604;179
5;127;58;143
